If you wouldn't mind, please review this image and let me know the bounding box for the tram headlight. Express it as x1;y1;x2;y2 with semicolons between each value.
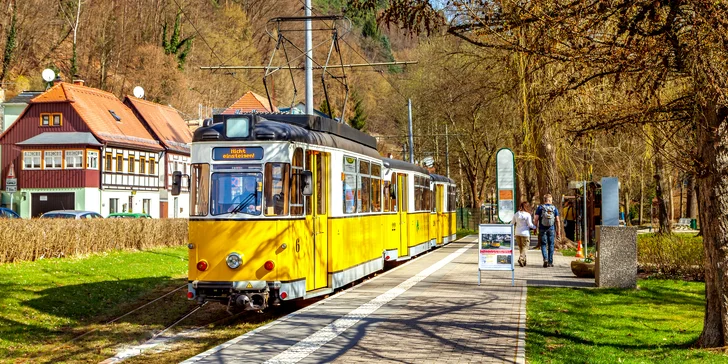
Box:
226;252;243;269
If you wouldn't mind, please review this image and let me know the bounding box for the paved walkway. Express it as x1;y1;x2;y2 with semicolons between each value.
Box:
183;235;594;364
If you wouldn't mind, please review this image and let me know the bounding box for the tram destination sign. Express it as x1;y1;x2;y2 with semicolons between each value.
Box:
212;147;264;161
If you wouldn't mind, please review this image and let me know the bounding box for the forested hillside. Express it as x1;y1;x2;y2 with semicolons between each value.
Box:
0;0;411;124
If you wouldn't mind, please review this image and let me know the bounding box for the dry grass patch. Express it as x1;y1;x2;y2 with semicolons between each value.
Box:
0;218;187;263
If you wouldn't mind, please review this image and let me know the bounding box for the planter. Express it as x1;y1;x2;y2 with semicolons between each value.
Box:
571;260;595;278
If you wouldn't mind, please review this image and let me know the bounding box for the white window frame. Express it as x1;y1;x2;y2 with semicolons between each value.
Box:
44;151;63;170
87;150;99;169
65;150;84;169
23;151;41;170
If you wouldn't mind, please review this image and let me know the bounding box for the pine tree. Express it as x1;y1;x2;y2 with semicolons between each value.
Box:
161;12;194;70
348;91;366;131
0;1;17;83
320;99;335;118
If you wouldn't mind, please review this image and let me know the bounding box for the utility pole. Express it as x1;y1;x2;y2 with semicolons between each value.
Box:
304;0;313;115
407;99;414;163
445;124;450;178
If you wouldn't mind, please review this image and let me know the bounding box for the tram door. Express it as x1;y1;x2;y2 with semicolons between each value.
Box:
398;173;409;257
306;151;329;290
436;184;444;244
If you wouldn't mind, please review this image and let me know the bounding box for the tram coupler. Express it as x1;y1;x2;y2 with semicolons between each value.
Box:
231;288;270;311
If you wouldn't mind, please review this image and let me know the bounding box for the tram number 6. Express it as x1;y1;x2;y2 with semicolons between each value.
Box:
296;238;300;253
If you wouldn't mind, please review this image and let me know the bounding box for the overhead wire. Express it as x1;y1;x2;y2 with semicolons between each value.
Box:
299;0;409;100
170;0;286;107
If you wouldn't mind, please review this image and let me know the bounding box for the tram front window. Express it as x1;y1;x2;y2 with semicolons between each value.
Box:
210;173;263;216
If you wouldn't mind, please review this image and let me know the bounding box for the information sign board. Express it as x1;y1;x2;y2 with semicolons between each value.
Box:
478;224;515;286
496;148;516;223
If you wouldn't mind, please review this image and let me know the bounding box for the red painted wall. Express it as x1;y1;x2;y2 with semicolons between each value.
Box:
0;103;98;189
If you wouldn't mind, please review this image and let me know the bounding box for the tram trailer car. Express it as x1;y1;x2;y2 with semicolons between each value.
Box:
173;113;456;310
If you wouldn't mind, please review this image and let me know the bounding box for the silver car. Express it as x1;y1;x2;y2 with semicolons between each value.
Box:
40;210;104;219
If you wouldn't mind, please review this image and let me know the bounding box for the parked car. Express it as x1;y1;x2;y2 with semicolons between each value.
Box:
40;210;103;219
107;212;152;219
0;207;20;218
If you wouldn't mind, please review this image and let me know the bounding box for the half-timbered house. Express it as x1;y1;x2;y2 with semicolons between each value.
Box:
125;96;192;218
0;81;164;217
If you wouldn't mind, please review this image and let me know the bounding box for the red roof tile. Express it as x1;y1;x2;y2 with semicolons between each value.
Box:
223;91;278;114
31;83;162;151
125;97;192;154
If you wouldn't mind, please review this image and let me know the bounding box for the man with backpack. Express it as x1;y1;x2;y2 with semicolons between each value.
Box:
534;194;561;268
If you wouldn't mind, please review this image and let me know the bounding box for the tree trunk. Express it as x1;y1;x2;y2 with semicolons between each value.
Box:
687;173;698;219
534;123;560;202
653;138;671;234
639;159;644;225
696;100;728;348
624;189;631;226
668;173;674;221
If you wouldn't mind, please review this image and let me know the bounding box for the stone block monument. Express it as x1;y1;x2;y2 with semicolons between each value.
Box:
595;226;638;288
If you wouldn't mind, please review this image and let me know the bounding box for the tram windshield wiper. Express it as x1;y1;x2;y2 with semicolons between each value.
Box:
230;193;259;215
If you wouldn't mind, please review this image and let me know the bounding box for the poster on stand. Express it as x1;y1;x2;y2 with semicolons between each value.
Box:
478;224;515;271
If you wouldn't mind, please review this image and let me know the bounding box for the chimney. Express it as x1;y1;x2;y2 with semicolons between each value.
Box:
53;75;62;85
73;76;84;86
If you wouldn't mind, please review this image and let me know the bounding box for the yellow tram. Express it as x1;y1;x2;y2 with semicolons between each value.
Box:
174;113;456;310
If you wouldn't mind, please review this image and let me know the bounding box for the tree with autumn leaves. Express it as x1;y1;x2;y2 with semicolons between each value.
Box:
352;0;728;348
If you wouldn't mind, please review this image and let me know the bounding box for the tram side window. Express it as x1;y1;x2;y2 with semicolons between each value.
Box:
370;164;381;212
190;164;210;216
291;148;304;216
265;163;290;216
358;160;370;213
391;173;398;212
414;176;424;211
343;156;357;214
383;180;391;212
448;185;456;211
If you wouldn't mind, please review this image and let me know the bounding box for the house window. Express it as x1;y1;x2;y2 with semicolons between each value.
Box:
149;157;156;175
116;155;123;172
40;113;62;126
139;157;146;174
44;151;63;169
87;151;98;169
142;199;151;214
23;151;41;170
109;198;119;213
105;153;112;171
65;150;83;169
128;157;135;173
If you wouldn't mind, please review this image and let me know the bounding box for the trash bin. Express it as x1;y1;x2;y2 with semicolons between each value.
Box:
690;219;697;230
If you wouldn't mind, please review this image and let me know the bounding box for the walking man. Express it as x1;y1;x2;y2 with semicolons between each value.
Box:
534;194;561;268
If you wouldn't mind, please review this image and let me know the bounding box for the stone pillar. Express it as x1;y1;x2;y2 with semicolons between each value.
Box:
595;226;637;288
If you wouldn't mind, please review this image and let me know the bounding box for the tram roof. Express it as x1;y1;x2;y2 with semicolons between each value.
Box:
194;113;380;159
382;157;430;175
194;113;377;150
430;174;455;184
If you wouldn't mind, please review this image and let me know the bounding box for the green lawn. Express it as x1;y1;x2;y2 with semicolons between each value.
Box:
527;279;726;363
0;246;189;361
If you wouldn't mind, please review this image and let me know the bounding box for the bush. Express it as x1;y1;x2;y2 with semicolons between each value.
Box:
637;233;703;280
0;219;188;263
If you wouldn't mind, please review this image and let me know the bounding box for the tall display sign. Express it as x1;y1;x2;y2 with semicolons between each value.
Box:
478;224;515;286
496;148;516;223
